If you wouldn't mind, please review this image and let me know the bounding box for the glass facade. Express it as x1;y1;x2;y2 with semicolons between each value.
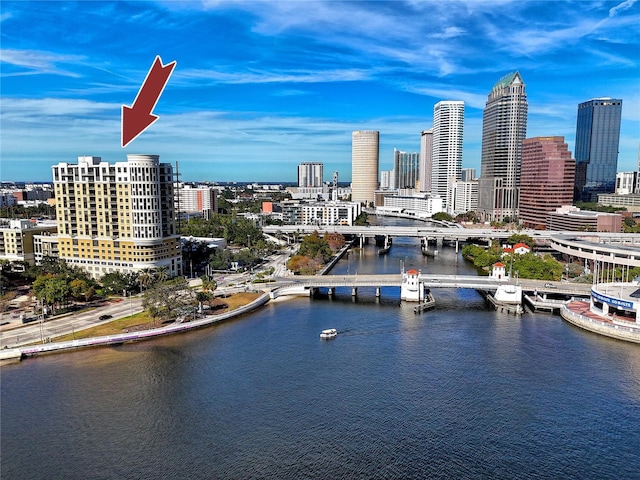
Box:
574;98;622;201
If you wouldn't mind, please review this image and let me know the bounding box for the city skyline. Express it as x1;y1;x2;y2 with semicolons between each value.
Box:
1;1;639;182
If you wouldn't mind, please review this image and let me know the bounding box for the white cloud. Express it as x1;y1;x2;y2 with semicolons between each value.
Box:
1;98;116;118
177;67;371;85
432;26;466;39
0;49;84;77
609;0;637;16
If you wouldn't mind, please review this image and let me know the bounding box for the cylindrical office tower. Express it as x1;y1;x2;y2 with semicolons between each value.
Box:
351;130;379;205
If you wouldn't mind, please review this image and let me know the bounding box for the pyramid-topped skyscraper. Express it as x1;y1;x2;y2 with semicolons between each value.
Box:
477;72;528;223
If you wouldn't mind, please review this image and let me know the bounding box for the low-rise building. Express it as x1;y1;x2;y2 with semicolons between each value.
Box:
547;206;622;232
300;201;361;226
597;193;640;214
0;219;57;265
378;193;443;219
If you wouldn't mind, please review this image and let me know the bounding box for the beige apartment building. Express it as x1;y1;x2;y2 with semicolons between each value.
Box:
0;219;57;266
52;155;182;279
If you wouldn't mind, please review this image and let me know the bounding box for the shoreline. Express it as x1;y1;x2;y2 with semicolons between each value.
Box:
1;291;271;362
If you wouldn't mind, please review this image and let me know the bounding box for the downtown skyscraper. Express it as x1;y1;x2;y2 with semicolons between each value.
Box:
477;72;528;222
351;130;380;205
393;148;420;190
573;98;623;202
520;136;575;229
431;100;464;214
418;129;433;192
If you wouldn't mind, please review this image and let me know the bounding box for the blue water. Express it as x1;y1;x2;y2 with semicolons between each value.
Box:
2;222;640;479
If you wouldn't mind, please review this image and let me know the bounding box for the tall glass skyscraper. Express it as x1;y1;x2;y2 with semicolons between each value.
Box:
573;98;622;202
477;72;528;223
431;100;464;214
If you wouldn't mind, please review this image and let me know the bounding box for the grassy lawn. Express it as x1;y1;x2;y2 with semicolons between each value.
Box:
50;292;263;342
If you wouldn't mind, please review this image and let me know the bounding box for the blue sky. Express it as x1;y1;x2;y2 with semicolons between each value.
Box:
1;0;639;183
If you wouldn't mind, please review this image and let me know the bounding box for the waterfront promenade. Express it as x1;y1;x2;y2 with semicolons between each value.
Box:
0;292;270;361
561;300;640;344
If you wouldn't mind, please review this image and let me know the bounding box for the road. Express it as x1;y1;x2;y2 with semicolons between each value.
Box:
0;296;144;349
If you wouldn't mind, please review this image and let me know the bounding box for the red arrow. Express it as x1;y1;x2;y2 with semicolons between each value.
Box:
121;55;176;147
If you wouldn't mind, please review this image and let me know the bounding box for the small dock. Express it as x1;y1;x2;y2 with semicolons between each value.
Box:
523;294;568;313
414;292;436;314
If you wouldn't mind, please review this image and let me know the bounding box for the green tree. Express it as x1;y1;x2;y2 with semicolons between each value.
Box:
507;233;534;248
432;212;454;222
33;274;70;314
298;231;332;263
354;212;369;226
200;275;217;293
101;272;138;295
142;277;193;325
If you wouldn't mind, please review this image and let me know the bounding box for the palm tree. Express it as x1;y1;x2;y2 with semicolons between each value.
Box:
153;266;169;284
200;275;217;293
137;268;154;293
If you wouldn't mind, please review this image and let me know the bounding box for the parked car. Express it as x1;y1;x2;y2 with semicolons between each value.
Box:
99;314;113;321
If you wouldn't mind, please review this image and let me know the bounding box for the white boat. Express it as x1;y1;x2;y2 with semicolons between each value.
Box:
320;328;337;339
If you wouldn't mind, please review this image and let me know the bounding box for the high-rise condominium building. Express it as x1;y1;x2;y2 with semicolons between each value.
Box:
477;72;528;222
394;149;420;190
298;162;324;188
432;100;464;213
574;98;622;202
461;168;476;182
176;185;218;219
52;154;181;279
418;129;433;192
351;130;379;205
519;137;575;229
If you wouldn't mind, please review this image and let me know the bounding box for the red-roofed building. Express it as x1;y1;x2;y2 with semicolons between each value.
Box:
490;262;508;281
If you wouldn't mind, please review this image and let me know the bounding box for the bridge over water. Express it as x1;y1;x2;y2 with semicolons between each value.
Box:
263;226;640;267
271;274;593;299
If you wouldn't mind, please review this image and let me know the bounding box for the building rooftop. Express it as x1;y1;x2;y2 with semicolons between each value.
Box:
492;71;522;91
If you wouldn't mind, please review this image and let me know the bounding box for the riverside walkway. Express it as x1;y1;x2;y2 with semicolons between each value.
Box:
0;292;271;361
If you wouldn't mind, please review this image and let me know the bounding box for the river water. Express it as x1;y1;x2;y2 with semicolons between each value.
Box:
2;219;640;479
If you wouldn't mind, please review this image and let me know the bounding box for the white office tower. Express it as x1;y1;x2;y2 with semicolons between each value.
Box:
351;130;380;205
431;101;464;214
418;129;433;192
298;162;324;188
450;179;479;216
